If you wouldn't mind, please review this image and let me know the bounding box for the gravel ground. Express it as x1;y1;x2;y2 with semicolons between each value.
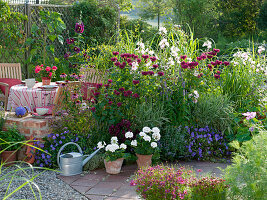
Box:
0;164;88;200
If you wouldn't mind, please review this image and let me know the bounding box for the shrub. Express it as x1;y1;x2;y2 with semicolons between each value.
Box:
185;126;231;161
193;93;234;133
0;126;25;151
130;165;193;200
190;176;228;200
223;130;267;199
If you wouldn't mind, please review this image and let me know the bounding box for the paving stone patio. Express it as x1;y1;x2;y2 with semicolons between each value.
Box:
57;161;229;200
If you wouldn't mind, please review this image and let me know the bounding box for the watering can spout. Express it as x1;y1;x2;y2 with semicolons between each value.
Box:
82;148;101;166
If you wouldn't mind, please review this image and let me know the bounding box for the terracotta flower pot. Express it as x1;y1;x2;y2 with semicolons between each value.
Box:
136;154;153;169
104;158;124;174
1;150;17;166
42;77;51;85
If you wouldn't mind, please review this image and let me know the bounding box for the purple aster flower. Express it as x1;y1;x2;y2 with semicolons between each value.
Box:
56;134;59;137
52;135;56;139
52;147;56;151
199;128;204;132
249;127;254;132
215;134;220;141
47;155;51;158
59;140;62;144
75;22;84;33
40;163;44;167
61;136;65;139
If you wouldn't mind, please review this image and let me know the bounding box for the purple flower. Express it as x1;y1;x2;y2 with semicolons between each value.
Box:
59;140;62;144
52;135;56;139
113;51;119;55
242;112;256;120
40;163;44;167
75;22;84;33
64;52;71;60
249;127;254;132
66;38;75;44
199;128;204;132
111;57;117;62
73;46;80;53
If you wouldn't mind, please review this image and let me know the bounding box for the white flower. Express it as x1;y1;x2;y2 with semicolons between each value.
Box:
125;131;134;138
142;127;151;133
159;38;169;49
152;127;160;134
143;135;151;142
258;45;265;54
120;143;127;150
193;99;198;103
132;61;139;71
139;132;146;137
131;140;137;146
193;71;199;77
137;41;145;49
167;58;175;66
152;132;161;141
105;144;119;152
193;90;199;99
148;50;154;55
202;40;212;49
97;141;106;149
111;136;118;144
159;27;167;35
151;142;157;148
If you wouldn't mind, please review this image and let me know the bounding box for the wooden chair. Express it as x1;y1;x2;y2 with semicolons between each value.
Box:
80;68;105;99
0;63;22;110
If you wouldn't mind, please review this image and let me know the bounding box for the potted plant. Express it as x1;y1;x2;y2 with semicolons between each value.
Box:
126;127;160;169
35;64;57;85
97;136;128;174
0;125;25;166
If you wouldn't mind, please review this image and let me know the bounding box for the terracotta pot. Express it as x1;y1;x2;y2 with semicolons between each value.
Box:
104;158;124;174
42;77;51;85
136;154;153;169
1;151;17;166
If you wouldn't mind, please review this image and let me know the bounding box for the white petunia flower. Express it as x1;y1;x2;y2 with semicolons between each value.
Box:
125;131;134;138
97;141;106;149
151;142;157;148
152;132;161;141
142;127;151;133
120;143;127;150
111;136;118;144
143;135;151;142
131;140;137;146
152;127;160;134
159;38;169;49
139;132;146;137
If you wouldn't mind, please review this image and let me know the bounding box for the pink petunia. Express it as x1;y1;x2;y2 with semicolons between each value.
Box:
45;66;51;72
52;66;57;71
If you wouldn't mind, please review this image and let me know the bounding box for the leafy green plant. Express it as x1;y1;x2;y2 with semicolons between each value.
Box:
193;93;234;133
223;130;267;199
0;126;25;151
25;9;66;74
0;110;6;131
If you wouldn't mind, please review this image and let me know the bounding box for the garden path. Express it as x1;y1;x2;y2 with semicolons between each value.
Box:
57;161;229;200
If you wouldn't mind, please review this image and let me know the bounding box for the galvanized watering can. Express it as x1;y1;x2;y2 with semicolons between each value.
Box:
57;142;100;176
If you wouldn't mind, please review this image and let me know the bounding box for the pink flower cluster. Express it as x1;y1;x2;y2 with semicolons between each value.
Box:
35;64;57;78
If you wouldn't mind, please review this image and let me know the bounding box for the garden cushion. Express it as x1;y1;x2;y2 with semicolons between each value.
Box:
0;78;21;95
81;82;98;100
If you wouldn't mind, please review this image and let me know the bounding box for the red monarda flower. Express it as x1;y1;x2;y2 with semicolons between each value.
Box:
180;55;187;60
96;83;103;89
158;72;164;76
108;79;113;83
216;60;222;65
114;61;121;66
119;87;125;92
133;80;140;85
211;61;217;66
150;56;157;62
111;57;117;62
213;48;220;53
153;64;159;69
217;71;221;74
127;58;132;63
214;74;220;79
112;51;119;55
223;61;230;66
208;64;213;71
132;93;140;98
197;57;202;61
142;55;149;59
142;71;149;76
117;102;122;107
90;107;96;112
148;71;154;75
207;55;213;59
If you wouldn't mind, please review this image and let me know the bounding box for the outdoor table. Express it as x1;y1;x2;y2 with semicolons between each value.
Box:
7;82;58;112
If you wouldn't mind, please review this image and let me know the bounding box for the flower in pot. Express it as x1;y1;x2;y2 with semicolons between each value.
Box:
97;136;128;174
35;64;57;85
126;127;160;169
0;125;25;166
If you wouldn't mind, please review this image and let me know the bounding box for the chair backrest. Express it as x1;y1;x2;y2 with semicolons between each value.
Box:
80;68;104;83
0;63;22;80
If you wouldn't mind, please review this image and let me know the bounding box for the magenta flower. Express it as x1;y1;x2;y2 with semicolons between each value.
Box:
111;57;117;62
66;38;75;44
117;102;122;107
112;51;119;55
73;46;80;53
158;72;164;76
64;52;71;60
104;84;109;88
90;107;96;112
114;61;121;66
180;55;187;60
150;56;157;62
96;83;103;89
207;55;213;59
142;54;149;59
217;71;221;74
114;90;120;95
211;61;217;66
153;64;159;69
137;58;141;63
242;112;256;120
201;54;207;59
214;74;220;79
75;22;84;33
108;101;113;105
132;93;139;98
208;64;213;71
223;61;230;66
148;71;154;75
108;79;113;83
249;127;254;132
216;60;222;65
133;80;140;85
119;87;125;92
93;92;100;97
142;71;149;76
127;58;132;63
197;57;202;61
213;48;220;53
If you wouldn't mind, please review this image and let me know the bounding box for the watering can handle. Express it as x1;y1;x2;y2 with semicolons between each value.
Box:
57;142;83;170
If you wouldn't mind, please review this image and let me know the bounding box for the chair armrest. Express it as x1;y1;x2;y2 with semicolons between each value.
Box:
0;82;9;94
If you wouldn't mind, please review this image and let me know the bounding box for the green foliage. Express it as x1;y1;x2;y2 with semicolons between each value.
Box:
83;152;105;171
257;2;267;31
172;0;218;38
159;125;187;161
25;9;66;76
193;93;234;133
0;110;6;131
224;130;267;199
0;125;25;151
72;0;117;46
217;0;262;38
